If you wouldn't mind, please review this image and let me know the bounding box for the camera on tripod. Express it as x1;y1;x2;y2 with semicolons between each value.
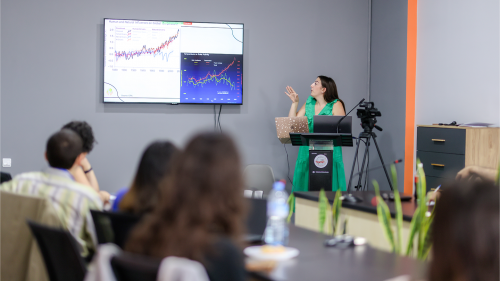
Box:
347;101;394;193
356;102;382;132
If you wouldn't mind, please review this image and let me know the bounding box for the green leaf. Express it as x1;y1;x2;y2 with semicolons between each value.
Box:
331;189;342;235
391;164;403;254
418;202;435;260
416;159;428;257
405;206;421;256
286;193;295;223
373;180;396;252
318;189;328;233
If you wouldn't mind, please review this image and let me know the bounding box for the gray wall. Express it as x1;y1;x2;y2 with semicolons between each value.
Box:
416;0;499;126
1;0;369;193
366;0;408;192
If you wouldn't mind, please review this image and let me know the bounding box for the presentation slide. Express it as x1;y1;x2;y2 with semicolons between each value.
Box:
104;19;243;104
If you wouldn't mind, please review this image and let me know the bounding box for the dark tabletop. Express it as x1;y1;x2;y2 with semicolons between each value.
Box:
252;225;427;281
294;191;418;222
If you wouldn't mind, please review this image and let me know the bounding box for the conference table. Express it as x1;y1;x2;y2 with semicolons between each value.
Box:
249;224;427;281
294;191;419;252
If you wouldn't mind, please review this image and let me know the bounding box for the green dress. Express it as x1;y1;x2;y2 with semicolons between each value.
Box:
292;96;347;192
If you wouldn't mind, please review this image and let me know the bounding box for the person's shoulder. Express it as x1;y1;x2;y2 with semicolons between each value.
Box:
58;180;103;207
112;187;129;211
8;171;48;184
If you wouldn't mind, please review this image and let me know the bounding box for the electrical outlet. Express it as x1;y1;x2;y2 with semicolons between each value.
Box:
2;158;11;167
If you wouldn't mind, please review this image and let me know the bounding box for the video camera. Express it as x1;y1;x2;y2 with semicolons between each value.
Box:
356;102;382;132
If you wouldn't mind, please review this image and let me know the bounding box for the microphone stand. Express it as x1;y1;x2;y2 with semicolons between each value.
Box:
335;98;365;133
328;98;366;203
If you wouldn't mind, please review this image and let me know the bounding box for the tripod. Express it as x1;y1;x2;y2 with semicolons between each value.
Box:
347;128;394;192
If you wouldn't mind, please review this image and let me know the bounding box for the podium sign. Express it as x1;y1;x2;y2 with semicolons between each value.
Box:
309;150;333;191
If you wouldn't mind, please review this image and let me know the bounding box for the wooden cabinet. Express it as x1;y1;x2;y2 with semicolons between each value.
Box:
416;125;499;191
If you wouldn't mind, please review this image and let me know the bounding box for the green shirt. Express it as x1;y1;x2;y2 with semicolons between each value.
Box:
0;168;103;257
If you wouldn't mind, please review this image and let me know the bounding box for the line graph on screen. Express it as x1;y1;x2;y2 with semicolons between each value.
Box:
181;53;242;103
113;28;180;68
187;59;236;89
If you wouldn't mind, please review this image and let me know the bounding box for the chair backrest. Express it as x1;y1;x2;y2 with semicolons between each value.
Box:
26;220;86;281
111;252;161;281
1;191;61;281
243;165;275;197
90;210;141;248
246;198;268;236
0;171;12;183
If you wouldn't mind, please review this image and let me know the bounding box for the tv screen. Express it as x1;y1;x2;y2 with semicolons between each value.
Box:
104;19;243;104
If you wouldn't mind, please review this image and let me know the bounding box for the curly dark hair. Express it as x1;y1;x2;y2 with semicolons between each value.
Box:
61;121;96;153
125;132;247;264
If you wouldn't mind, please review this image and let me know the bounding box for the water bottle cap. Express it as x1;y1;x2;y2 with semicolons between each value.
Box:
273;181;285;191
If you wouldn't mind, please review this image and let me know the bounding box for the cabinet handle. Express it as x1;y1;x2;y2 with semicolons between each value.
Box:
431;163;445;167
432;139;446;142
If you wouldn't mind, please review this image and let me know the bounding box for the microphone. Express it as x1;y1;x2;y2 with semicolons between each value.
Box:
335;98;365;134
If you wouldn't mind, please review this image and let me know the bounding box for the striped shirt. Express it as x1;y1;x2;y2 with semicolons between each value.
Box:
0;167;103;257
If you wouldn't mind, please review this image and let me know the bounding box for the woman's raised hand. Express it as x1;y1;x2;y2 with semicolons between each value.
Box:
285;86;299;103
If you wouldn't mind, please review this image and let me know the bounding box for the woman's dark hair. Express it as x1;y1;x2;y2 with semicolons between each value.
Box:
318;75;345;112
429;181;499;281
119;141;179;215
125;132;247;263
61;121;96;153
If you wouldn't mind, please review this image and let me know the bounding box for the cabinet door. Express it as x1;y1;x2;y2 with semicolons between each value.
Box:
417;151;465;179
417;127;466;154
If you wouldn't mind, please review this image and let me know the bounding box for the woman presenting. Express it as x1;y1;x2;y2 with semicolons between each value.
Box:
285;75;347;192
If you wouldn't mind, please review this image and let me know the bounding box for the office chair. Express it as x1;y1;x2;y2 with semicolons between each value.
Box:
90;210;141;248
26;220;86;281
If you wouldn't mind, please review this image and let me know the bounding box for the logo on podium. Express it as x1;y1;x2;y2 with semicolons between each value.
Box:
314;154;328;168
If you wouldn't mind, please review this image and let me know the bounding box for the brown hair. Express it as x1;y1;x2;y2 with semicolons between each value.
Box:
429;181;499;281
119;141;179;215
125;132;246;263
318;75;345;112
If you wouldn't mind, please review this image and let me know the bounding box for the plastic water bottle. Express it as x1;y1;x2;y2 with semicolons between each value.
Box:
264;180;289;245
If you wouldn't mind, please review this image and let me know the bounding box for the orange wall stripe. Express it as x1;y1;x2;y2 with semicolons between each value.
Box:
404;0;417;194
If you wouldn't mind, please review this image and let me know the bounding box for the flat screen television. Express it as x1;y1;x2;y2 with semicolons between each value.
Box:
103;19;243;104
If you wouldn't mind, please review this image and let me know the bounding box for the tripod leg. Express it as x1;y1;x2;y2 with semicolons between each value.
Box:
356;137;371;191
347;138;361;192
371;135;394;191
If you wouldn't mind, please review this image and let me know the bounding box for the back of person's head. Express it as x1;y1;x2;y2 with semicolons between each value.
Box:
46;129;83;169
125;132;246;263
61;121;96;153
119;141;179;215
317;75;345;110
430;181;499;281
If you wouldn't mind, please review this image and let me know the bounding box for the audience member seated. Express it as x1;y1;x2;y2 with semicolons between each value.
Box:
125;132;247;281
62;120;110;204
112;141;179;215
0;129;103;258
429;181;499;281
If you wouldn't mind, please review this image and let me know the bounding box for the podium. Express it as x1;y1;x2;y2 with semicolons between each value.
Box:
290;132;353;191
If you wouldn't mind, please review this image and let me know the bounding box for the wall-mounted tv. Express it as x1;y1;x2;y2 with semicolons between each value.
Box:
104;19;243;104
